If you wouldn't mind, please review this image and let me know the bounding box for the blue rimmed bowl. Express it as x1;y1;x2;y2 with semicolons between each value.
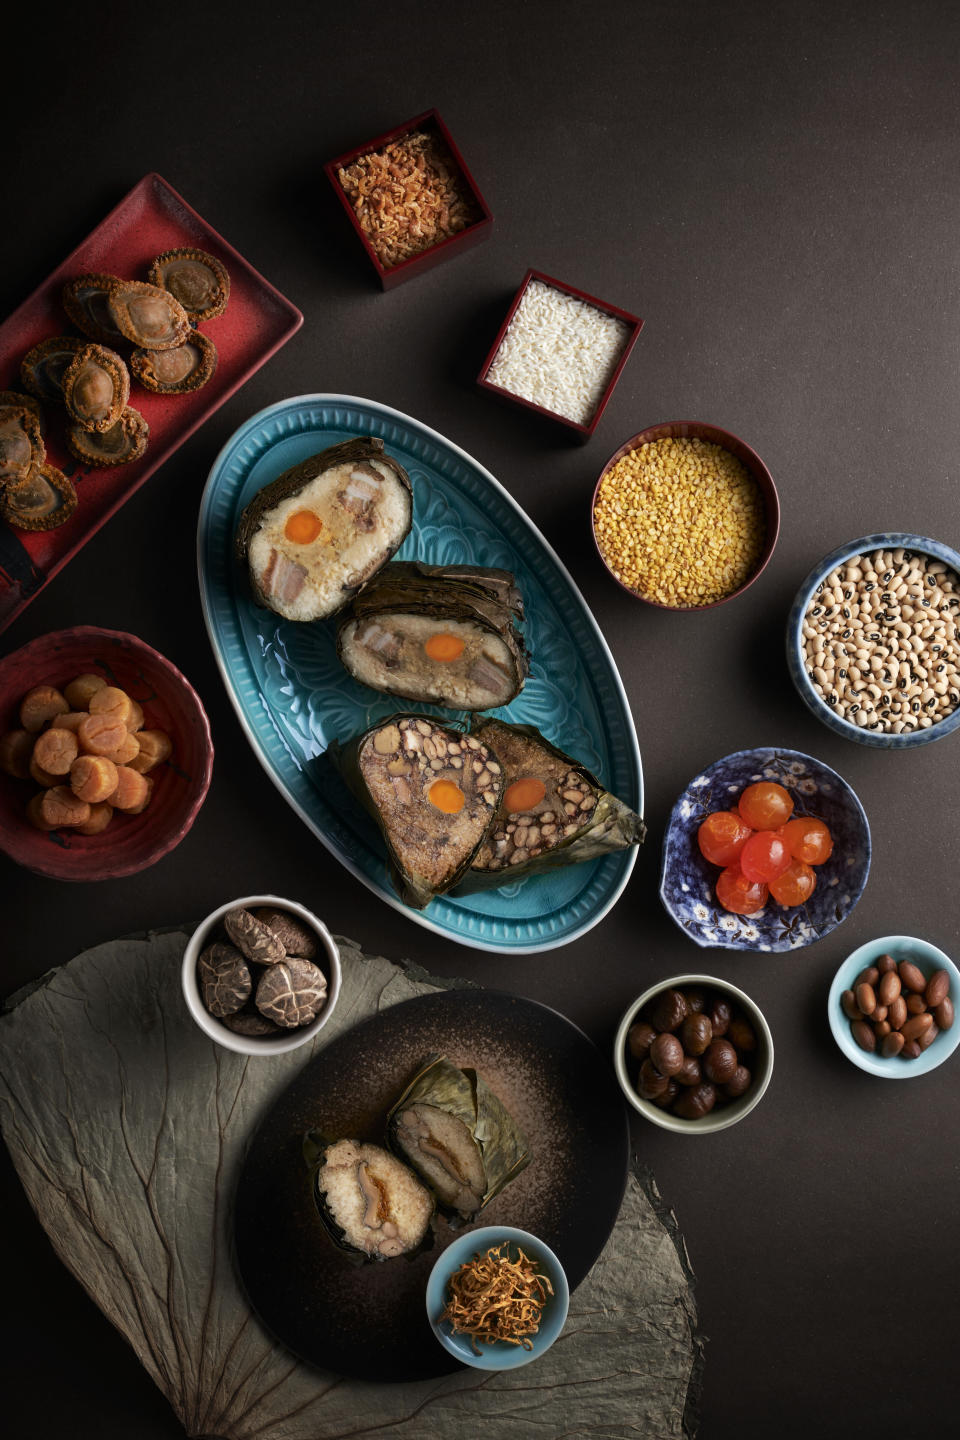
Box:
659;747;870;951
786;533;960;748
426;1226;569;1370
828;935;960;1077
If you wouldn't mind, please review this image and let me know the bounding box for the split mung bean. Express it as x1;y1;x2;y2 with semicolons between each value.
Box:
802;548;960;734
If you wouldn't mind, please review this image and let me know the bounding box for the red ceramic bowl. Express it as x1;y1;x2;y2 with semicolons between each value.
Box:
591;420;780;610
0;627;213;880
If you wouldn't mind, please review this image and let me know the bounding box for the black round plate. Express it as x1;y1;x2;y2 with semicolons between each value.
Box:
234;988;629;1380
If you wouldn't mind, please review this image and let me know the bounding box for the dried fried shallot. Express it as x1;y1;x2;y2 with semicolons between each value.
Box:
440;1243;554;1353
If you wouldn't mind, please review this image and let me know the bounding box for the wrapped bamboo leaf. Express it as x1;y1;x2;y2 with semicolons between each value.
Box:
456;717;645;892
328;713;504;909
235;437;413;622
388;1055;530;1218
336;560;530;710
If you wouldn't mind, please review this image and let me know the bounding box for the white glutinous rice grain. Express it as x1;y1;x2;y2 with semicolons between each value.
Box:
486;279;632;425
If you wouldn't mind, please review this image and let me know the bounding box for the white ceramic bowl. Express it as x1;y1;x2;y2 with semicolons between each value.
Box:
182;893;341;1056
614;973;774;1133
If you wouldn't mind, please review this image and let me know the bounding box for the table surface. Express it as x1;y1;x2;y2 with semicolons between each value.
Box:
4;3;959;1437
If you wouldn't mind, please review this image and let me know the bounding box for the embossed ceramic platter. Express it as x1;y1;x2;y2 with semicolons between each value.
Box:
233;988;629;1380
198;394;642;952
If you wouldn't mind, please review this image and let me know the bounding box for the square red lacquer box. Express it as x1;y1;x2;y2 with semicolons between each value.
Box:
325;109;493;289
477;269;643;439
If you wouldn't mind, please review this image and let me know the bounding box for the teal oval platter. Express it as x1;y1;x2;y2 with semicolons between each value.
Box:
197;394;643;953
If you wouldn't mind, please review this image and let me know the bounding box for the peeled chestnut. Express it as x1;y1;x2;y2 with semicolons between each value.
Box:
650;1032;684;1076
702;1038;738;1084
673;1083;716;1119
675;1055;702;1087
726;1016;756;1052
637;1059;670;1101
708;998;732;1037
647;988;689;1033
628;1020;656;1061
680;1012;713;1056
651;1078;679;1110
723;1064;752;1098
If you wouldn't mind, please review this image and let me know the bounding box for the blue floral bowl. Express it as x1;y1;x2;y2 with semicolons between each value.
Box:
659;747;871;952
426;1226;569;1370
786;533;960;749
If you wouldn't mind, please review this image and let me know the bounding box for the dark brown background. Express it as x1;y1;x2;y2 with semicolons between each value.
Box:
4;2;960;1436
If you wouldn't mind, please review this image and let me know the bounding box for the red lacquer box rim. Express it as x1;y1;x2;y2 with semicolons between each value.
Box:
476;269;644;438
324;108;494;288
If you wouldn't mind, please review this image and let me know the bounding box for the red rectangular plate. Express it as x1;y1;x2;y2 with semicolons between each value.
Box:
0;172;303;633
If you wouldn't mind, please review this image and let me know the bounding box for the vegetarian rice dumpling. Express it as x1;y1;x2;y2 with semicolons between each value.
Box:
328;713;504;909
456;717;645;890
388;1055;530;1218
336;561;529;710
235;438;413;622
313;1138;433;1260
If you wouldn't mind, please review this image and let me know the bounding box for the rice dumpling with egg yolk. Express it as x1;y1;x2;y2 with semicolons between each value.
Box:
236;438;413;622
314;1140;433;1259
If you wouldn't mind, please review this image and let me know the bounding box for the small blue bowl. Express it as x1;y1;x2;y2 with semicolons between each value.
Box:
660;746;871;951
426;1226;569;1370
786;533;960;748
828;935;960;1078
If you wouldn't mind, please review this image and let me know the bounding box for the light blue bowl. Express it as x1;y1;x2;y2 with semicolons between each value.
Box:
659;746;870;951
786;533;960;749
828;934;960;1078
426;1226;569;1370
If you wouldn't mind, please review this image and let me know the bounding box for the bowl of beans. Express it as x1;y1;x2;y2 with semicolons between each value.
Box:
0;626;213;880
591;421;779;609
786;534;960;747
828;936;960;1077
614;975;774;1132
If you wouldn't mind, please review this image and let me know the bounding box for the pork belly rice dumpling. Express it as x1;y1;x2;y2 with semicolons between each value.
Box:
329;714;504;909
336;561;529;710
388;1055;530;1219
235;437;413;622
314;1139;433;1259
457;717;645;891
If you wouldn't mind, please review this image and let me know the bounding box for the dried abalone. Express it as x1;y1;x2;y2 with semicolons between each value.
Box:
130;332;217;394
0;464;77;531
0;391;44;432
62;274;125;345
147;247;230;321
62;345;130;432
66;406;149;467
0;404;45;483
20;336;86;403
107;280;191;350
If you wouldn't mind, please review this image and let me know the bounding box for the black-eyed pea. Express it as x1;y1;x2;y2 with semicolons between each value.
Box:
88;686;134;726
39;785;91;829
70;754;119;804
32;726;79;776
75;802;114;836
0;729;34;779
20;685;69;733
63;673;107;709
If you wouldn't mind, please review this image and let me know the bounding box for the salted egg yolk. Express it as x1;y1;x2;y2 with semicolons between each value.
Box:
504;777;546;812
429;779;465;814
424;632;465;663
284;509;323;544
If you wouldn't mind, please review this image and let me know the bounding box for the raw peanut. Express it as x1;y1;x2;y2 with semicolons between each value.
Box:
878;971;901;1006
855;966;880;988
855;982;877;1016
126;700;144;732
88;686;134;725
901;1013;934;1042
32;726;78;776
934;996;954;1032
0;730;34;779
78;712;128;757
75;802;113;835
100;730;140;765
876;953;898;974
851;1020;876;1052
39;785;90;829
108;766;150;813
25;792;49;829
50;711;88;733
127;729;172;774
901;1040;922;1059
888;995;908;1030
906;993;928;1015
881;1031;905;1058
925;970;950;1009
19;685;69;732
917;1023;940;1052
874;1020;892;1039
899;961;927;993
29;752;61;788
841;990;863;1021
873;1004;888;1023
64;673;107;709
70;754;119;804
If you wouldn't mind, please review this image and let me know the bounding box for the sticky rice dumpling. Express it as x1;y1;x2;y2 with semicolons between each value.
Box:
313;1138;433;1260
